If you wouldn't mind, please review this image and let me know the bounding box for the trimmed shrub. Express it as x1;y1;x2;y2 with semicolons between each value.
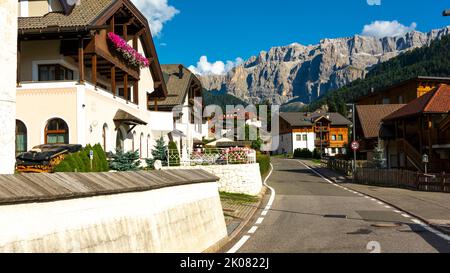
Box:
256;152;271;177
54;144;109;173
313;149;321;159
294;148;313;159
168;141;180;167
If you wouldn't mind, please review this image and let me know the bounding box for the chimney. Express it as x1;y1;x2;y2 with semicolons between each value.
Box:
178;64;183;79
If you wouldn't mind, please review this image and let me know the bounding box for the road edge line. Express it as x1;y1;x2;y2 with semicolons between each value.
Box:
297;159;450;241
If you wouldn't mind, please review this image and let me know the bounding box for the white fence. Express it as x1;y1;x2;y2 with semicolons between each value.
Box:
167;148;257;167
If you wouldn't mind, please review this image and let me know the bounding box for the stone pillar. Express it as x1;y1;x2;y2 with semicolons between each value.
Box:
0;0;17;174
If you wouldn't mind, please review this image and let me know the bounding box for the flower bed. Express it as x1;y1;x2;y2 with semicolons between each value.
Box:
107;32;150;69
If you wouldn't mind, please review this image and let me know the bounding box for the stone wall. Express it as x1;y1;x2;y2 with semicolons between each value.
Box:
0;170;227;253
0;0;17;174
164;164;263;196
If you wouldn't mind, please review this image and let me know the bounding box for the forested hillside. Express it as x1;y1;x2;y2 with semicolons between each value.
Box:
306;34;450;114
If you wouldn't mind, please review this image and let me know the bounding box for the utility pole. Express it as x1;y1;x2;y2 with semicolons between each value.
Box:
346;103;357;175
316;122;323;156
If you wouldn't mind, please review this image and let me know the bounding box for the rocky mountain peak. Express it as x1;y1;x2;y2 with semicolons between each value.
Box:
199;26;450;106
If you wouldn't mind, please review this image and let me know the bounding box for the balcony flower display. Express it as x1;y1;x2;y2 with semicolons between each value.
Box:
107;32;150;69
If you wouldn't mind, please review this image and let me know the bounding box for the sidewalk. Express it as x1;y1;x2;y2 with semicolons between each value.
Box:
300;159;450;234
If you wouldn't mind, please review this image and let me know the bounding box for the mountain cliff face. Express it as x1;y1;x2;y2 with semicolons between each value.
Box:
200;27;450;105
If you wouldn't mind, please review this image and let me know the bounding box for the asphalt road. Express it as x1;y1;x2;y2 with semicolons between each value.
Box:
227;158;450;253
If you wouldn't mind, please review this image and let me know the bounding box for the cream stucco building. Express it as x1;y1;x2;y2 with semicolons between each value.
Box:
15;0;179;161
0;0;18;174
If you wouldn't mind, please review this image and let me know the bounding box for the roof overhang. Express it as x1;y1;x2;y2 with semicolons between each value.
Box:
113;109;147;126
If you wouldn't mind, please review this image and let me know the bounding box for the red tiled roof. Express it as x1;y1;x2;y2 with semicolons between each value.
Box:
383;84;450;121
356;104;406;139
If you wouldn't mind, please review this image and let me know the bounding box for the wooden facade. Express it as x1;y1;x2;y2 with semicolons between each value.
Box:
357;77;450;105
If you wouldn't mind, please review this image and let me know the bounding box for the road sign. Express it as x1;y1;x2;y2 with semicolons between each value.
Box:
351;141;360;151
89;150;94;160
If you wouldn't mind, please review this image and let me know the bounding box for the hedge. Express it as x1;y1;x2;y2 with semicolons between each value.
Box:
256;152;271;177
54;144;109;173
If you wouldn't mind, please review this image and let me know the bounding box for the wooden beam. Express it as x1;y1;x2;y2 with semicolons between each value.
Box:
154;98;158;111
133;80;139;105
133;34;138;50
17;41;21;86
78;38;85;84
109;16;115;33
123;23;128;41
92;54;97;86
124;73;129;103
111;66;116;97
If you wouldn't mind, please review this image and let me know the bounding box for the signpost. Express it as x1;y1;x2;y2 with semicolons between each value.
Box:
89;150;94;170
351;141;360;151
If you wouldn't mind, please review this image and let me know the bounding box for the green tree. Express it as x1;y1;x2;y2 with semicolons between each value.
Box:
109;150;141;171
146;137;168;168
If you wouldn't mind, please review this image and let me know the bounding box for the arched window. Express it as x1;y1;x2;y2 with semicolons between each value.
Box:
16;120;27;154
132;131;136;151
116;127;125;152
147;134;151;158
102;124;108;152
45;118;69;144
140;133;144;158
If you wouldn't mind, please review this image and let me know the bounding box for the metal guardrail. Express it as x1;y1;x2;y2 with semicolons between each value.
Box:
167;148;257;167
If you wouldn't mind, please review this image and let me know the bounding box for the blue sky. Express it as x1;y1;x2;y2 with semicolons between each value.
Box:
135;0;450;74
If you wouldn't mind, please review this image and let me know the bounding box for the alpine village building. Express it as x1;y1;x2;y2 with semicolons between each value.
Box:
14;0;203;162
355;77;450;172
277;111;352;156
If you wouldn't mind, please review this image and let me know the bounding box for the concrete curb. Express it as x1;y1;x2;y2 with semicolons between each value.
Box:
203;186;269;253
302;160;450;236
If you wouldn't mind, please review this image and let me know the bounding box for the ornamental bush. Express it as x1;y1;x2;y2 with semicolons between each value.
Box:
294;148;313;159
54;144;109;173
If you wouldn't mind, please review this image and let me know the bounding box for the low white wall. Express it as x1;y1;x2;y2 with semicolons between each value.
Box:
0;182;227;253
164;164;263;196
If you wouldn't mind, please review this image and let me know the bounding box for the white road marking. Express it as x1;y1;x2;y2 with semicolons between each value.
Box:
227;163;275;253
295;160;450;243
256;217;265;225
248;226;258;234
227;236;251;254
384;205;392;209
377;202;384;205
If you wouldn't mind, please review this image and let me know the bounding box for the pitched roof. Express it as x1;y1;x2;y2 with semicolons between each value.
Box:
19;0;116;31
356;104;406;139
309;112;352;126
280;112;352;127
279;112;313;127
156;64;200;107
384;84;450;121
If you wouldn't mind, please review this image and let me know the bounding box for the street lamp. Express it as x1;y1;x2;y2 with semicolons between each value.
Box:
443;9;450;16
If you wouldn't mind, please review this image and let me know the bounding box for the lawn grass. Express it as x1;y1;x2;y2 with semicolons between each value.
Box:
220;192;259;204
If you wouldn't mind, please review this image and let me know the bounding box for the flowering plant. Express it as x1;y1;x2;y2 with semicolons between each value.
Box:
107;32;150;69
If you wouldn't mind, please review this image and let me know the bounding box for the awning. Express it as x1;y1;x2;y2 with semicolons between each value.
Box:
170;129;187;138
113;110;147;126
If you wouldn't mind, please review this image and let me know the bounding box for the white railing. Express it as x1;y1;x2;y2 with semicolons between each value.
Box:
167;148;257;167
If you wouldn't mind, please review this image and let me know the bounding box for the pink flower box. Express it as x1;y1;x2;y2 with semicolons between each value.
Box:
107;32;150;69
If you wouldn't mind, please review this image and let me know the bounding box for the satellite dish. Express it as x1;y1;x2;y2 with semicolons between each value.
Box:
154;160;163;170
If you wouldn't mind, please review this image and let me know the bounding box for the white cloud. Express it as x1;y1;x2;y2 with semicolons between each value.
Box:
188;56;244;76
362;20;417;38
132;0;179;36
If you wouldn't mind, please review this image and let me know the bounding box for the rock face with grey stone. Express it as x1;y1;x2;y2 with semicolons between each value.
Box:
0;0;17;174
200;26;450;105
